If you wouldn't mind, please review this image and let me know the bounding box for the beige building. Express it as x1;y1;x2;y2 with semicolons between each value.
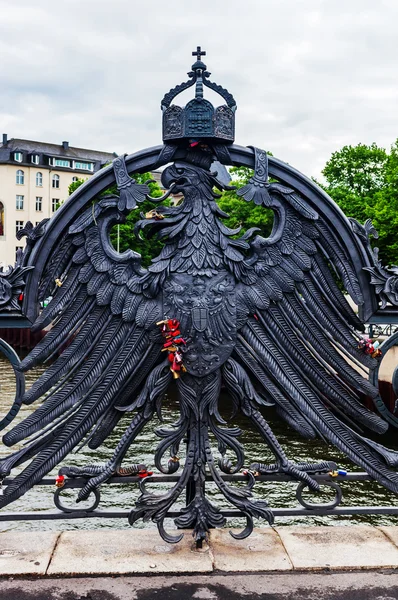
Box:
0;135;115;267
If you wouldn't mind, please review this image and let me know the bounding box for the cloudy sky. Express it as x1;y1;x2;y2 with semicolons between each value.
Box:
1;0;398;178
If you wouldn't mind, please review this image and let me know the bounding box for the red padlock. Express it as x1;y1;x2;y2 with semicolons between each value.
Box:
138;469;153;479
55;474;65;488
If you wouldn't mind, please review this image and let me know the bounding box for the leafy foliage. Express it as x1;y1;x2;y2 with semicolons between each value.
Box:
68;178;88;196
68;172;165;267
218;166;274;238
322;143;387;197
321;142;398;266
109;173;165;266
369;140;398;266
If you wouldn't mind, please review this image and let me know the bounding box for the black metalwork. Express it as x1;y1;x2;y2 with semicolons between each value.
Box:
0;339;25;430
350;219;398;308
369;331;398;415
0;220;48;322
1;50;398;546
366;323;398;338
2;471;398;525
0;262;31;313
162;47;236;145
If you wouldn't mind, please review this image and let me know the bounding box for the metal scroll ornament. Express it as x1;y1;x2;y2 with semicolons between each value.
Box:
0;219;47;314
1;49;398;545
350;218;398;309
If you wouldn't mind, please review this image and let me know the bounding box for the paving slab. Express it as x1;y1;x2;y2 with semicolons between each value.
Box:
275;525;398;570
0;531;59;576
209;527;292;572
47;528;213;575
378;526;398;550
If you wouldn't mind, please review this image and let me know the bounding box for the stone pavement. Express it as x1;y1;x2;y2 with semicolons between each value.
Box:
2;525;398;576
1;526;398;598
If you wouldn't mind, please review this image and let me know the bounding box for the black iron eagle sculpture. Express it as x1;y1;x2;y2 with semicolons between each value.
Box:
1;49;398;544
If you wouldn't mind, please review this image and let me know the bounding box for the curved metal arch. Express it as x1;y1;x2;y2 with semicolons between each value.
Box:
369;331;398;399
0;339;25;430
23;143;378;323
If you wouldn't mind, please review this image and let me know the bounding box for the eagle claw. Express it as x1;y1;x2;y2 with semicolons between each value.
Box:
59;462;146;502
250;460;337;492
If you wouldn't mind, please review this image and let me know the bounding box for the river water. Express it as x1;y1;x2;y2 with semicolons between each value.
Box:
1;355;398;533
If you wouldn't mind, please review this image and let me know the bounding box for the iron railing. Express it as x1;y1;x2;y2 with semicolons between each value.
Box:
1;472;398;526
366;323;398;338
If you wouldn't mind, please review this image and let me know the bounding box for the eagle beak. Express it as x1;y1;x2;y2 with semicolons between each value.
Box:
161;166;178;190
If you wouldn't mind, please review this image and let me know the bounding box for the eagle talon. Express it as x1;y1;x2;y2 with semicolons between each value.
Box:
58;462;149;502
250;460;337;492
77;466;117;501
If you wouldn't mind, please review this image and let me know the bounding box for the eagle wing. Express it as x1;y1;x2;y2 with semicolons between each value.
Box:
0;184;165;506
234;150;398;492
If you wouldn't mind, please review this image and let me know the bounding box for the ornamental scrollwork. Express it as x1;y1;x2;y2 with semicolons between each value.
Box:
350;218;398;308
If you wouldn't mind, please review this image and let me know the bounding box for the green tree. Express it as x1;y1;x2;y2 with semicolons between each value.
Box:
369;140;398;266
321;141;398;265
218;165;274;238
68;178;87;196
322;143;388;197
321;143;388;224
68;172;164;267
109;174;164;266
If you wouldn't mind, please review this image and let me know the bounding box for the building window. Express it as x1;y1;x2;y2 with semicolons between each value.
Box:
0;201;4;236
72;176;79;182
35;197;42;211
31;154;39;165
74;161;93;171
14;152;22;162
52;198;59;212
16;220;24;235
16;195;24;210
54;158;70;168
16;169;24;185
52;174;60;188
36;172;43;186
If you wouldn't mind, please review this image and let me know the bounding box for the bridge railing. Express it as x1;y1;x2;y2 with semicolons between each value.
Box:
1;472;397;525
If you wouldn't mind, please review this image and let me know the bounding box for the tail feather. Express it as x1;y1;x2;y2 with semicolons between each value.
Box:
239;326;398;493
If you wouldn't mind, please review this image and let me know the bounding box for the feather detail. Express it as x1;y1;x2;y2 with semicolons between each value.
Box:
117;183;150;211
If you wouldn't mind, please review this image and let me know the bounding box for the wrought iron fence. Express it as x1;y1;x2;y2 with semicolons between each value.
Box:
1;472;398;535
366;323;398;338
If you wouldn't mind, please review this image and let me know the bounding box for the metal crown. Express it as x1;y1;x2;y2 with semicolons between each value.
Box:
161;46;237;145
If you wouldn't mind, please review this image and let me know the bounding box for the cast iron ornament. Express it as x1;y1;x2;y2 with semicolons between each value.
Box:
1;50;398;545
0;220;47;313
162;45;236;145
350;218;398;308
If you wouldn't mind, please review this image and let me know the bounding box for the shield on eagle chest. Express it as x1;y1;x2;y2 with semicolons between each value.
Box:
192;306;208;332
163;271;237;377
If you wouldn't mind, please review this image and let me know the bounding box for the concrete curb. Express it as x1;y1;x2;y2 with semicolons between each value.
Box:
1;525;398;576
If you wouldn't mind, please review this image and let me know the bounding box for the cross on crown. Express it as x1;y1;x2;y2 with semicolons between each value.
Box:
192;46;206;61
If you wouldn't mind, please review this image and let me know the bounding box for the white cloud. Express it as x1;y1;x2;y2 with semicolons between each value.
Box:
0;0;397;177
